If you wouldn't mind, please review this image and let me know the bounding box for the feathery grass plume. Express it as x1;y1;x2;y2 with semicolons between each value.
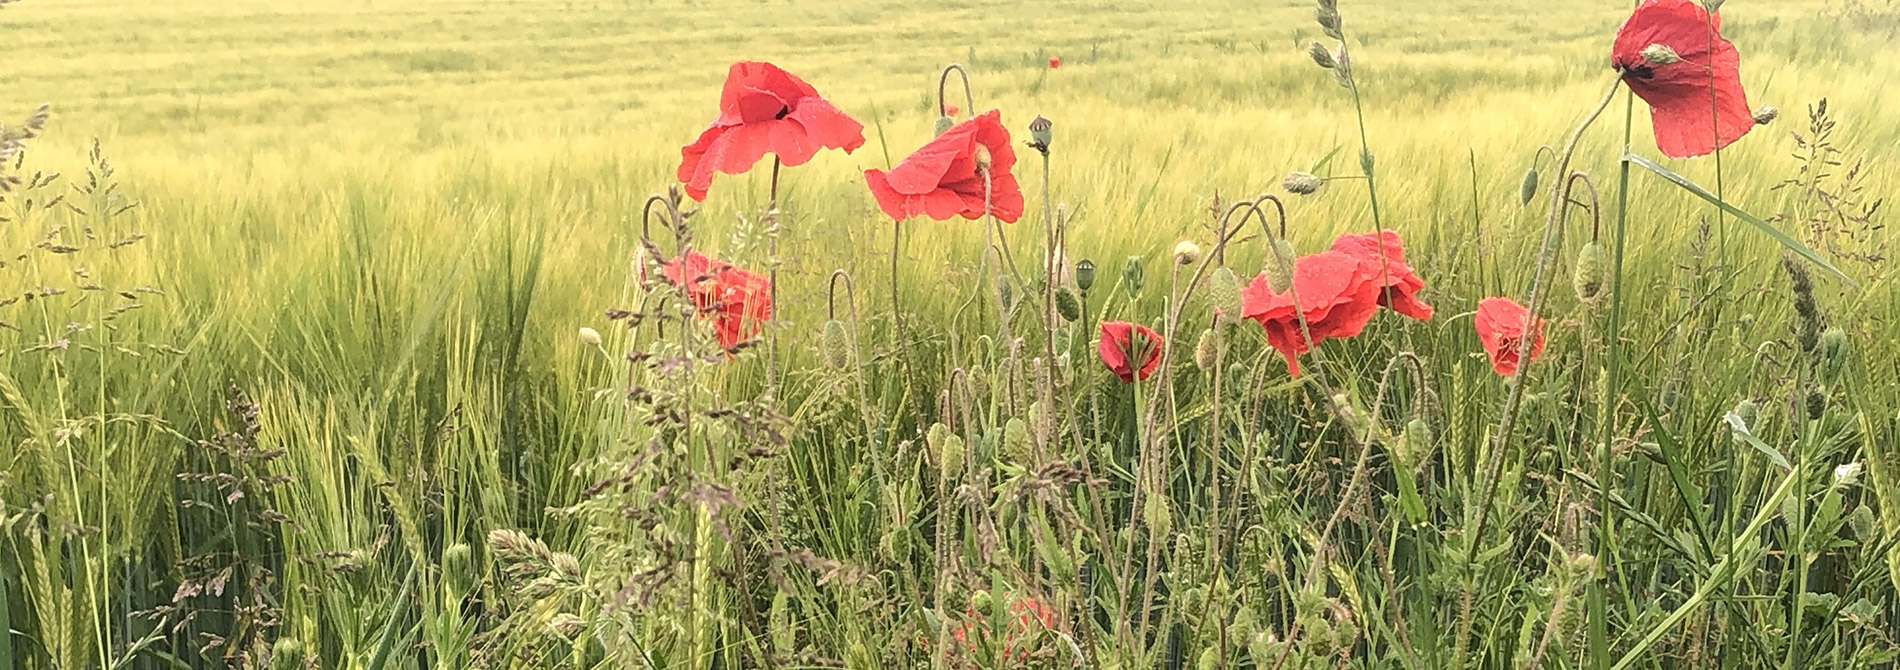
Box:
1307;42;1337;69
1283;171;1324;195
1785;254;1821;355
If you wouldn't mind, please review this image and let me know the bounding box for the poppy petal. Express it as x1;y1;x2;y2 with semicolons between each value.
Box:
864;169;911;221
886;125;975;195
785;96;867;157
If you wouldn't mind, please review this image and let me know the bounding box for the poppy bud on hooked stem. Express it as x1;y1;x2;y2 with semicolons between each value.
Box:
1283;171;1324;195
1752;106;1779;125
1122;256;1145;297
1173;240;1202;265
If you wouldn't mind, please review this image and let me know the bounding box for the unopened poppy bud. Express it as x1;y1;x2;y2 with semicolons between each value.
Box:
270;639;306;670
940;434;966;477
578;327;602;347
1397;417;1432;467
1568;552;1598;580
1265;238;1298;293
1075;259;1097;291
925;422;949;469
1728;398;1760;440
443;543;475;599
1198;646;1220;670
1702;0;1725;13
971;589;994;616
1055;286;1081;322
1307;41;1336;69
935;115;955;137
1194;328;1222;371
1173;240;1203;265
1028;115;1053;153
1122;256;1146;297
821;319;851;370
1002;417;1031;466
974;144;993;170
1752;105;1779;125
1331;393;1368;436
1573;241;1607;300
1283;171;1324;195
1207;267;1244;322
1820;327;1848;385
1519;167;1540;206
1641;43;1681;65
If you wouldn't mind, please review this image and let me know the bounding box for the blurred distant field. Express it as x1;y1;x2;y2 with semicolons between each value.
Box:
3;0;1899;668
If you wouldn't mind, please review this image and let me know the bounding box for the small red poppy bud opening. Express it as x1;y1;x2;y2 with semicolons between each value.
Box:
677;61;866;200
864;110;1026;223
1097;321;1163;383
1474;297;1546;377
1610;0;1753;158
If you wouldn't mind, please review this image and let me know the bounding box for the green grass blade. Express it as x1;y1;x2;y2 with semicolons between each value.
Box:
367;562;418;670
1622;153;1856;288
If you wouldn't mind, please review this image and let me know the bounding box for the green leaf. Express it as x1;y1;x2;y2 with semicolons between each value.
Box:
1724;411;1792;471
1623;153;1856;288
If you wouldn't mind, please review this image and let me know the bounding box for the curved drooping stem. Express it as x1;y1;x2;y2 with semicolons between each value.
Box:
937;64;976;118
1468;75;1624;562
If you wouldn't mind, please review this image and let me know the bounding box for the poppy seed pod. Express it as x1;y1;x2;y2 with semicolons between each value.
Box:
1640;43;1682;65
1573;241;1608;300
1075;259;1097;291
1174;240;1203;266
1207;266;1244;322
821;319;851;370
1307;41;1336;69
1194;328;1222;371
1752;106;1779;125
1054;286;1082;322
1519;167;1540;206
1028;115;1053;153
973;143;993;171
1283;171;1324;195
935;115;955;136
1122;256;1146;297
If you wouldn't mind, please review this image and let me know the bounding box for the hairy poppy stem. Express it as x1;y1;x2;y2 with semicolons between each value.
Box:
766;156;782;394
1469;75;1623;564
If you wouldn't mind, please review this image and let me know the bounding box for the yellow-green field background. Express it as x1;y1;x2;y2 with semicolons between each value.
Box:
7;0;1894;361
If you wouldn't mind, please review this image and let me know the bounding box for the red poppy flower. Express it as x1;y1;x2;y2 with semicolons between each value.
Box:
677;61;865;200
1241;250;1382;376
1474;297;1545;376
1048;55;1061;69
863;110;1024;223
1330;229;1434;321
946;597;1057;663
654;250;774;351
1097;321;1163;383
1611;0;1752;159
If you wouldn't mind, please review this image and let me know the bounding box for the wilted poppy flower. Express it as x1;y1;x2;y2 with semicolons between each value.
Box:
1610;0;1752;158
1241;250;1381;376
1048;55;1062;69
1474;297;1545;376
1098;321;1163;383
677;61;866;200
864;109;1025;223
654;250;774;352
1331;229;1434;321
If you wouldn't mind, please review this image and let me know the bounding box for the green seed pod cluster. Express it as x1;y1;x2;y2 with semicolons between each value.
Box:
1573;241;1607;300
1122;256;1146;297
821;319;851;370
